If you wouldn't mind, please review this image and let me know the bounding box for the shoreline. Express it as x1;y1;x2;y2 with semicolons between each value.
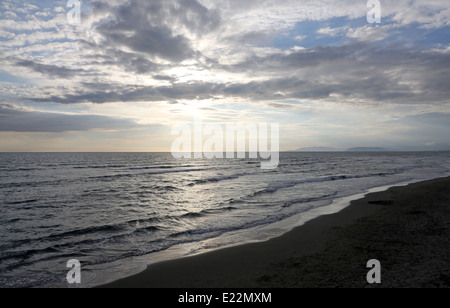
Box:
101;176;450;288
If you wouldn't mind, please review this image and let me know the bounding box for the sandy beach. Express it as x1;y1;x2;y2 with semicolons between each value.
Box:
102;177;450;288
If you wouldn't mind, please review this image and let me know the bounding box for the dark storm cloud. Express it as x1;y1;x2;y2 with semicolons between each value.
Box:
0;104;140;133
91;0;220;63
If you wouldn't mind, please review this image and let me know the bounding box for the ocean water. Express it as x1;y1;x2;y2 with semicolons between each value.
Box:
1;152;450;288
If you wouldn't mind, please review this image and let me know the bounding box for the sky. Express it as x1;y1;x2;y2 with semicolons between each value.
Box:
0;0;449;152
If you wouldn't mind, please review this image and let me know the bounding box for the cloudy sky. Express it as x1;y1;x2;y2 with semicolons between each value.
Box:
0;0;449;152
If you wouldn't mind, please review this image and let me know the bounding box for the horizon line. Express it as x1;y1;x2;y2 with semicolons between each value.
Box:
1;150;450;153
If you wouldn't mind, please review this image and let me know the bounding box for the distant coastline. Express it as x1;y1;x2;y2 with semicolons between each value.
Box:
293;146;387;152
293;147;450;152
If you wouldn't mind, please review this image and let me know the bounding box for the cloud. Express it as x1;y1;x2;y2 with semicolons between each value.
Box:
224;31;275;46
317;26;348;37
13;59;88;79
76;41;162;75
97;20;194;63
405;112;450;127
1;0;450;151
104;49;161;75
0;29;15;39
25;41;450;106
317;24;398;42
153;75;177;82
0;103;141;132
222;42;450;102
390;0;450;29
91;0;221;62
28;81;220;104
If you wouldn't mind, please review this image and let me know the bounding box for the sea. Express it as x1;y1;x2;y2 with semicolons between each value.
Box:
1;152;450;288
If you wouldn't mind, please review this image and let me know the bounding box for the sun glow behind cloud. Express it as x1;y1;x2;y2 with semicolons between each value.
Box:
0;0;450;151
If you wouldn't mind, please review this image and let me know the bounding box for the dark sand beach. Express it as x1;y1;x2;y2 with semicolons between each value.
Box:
102;177;450;288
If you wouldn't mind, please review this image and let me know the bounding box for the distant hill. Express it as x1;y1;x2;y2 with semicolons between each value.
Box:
346;147;387;152
295;147;343;152
292;146;450;152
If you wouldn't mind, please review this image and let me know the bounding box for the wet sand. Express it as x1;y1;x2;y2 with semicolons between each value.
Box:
102;177;450;288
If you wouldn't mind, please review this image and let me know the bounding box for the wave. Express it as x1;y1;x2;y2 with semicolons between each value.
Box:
130;225;160;235
254;172;397;195
154;185;181;191
190;173;248;185
1;204;239;255
164;206;239;221
39;224;126;243
1;224;126;252
73;165;127;169
201;206;237;214
128;185;182;195
0;179;66;189
0;223;162;269
178;206;239;220
6;199;38;205
246;161;260;165
33;211;292;279
88;167;211;181
169;212;290;240
180;212;204;219
127;165;195;170
0;246;62;263
2;167;43;172
283;192;338;208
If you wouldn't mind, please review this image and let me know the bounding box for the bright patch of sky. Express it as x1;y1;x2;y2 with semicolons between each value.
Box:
1;0;449;151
